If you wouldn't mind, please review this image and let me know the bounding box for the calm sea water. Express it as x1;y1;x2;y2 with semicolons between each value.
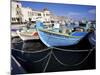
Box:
11;33;95;74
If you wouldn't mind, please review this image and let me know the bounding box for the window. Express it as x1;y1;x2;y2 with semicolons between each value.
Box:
38;13;41;16
43;14;45;16
12;18;16;21
46;14;50;16
32;12;34;16
16;5;22;15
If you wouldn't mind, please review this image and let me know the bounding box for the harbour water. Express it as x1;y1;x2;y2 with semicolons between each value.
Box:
11;33;95;74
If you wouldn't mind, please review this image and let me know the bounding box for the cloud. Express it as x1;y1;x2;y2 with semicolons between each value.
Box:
88;9;96;14
66;12;83;20
67;12;81;16
67;12;82;19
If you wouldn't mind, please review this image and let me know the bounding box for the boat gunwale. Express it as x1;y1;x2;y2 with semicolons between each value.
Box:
16;30;38;36
38;28;87;38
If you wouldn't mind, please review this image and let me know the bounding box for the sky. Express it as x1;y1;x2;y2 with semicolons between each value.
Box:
19;1;96;21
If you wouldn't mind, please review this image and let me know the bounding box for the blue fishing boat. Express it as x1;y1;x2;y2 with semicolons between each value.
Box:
36;21;88;47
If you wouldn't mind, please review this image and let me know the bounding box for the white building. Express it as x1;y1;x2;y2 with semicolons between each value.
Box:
11;1;23;23
11;1;70;25
21;7;33;22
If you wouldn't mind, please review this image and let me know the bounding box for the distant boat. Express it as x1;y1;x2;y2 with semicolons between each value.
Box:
36;21;88;47
17;28;39;41
11;25;26;37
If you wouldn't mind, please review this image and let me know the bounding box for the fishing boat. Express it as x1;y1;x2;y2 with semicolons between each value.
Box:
17;28;39;41
89;31;96;46
36;21;88;47
86;22;96;46
11;28;20;38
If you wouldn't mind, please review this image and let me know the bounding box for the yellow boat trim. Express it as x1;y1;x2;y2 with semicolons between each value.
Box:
38;28;82;38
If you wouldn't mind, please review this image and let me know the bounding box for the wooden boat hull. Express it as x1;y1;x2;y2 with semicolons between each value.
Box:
17;30;39;41
38;30;87;47
36;21;88;47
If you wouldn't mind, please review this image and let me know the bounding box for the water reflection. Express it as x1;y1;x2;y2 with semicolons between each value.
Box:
11;35;95;74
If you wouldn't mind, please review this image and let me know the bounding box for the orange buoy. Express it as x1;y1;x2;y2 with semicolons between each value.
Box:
32;32;38;36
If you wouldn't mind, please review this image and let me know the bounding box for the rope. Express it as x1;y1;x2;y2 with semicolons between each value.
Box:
52;47;95;66
52;51;67;66
32;47;95;71
11;41;23;44
11;47;51;53
43;51;52;72
34;51;51;63
11;39;95;68
51;47;93;52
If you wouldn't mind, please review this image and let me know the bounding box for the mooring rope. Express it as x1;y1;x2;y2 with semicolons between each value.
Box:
11;40;95;71
51;47;95;66
11;47;51;53
31;46;95;72
51;47;93;52
34;51;51;63
11;41;23;44
43;50;52;72
30;46;95;68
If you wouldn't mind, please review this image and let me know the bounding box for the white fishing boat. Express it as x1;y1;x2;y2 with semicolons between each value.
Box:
17;28;39;41
11;29;19;38
11;31;18;37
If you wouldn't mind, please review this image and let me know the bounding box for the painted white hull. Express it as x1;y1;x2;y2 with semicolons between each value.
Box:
16;30;39;41
11;31;18;37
